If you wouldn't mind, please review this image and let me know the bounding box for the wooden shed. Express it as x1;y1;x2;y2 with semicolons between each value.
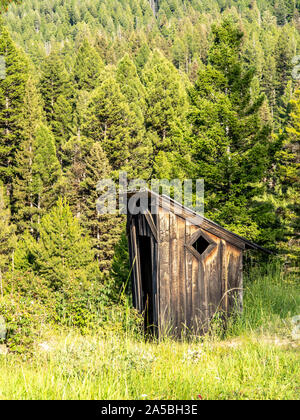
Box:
125;189;268;337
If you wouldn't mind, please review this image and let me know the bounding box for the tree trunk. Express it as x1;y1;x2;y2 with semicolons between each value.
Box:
0;268;3;298
149;0;158;17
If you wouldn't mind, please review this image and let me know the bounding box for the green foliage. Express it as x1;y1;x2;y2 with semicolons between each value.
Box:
10;199;113;336
271;89;300;263
13;120;61;234
84;77;151;178
0;22;28;187
0;1;21;14
0;263;299;399
73;39;103;91
0;293;49;353
0;0;299;358
225;261;300;336
78;142;124;275
142;50;189;158
31;125;61;218
39;51;74;163
0;266;56;354
110;231;131;298
13;76;47;232
188;19;272;240
16;198;100;289
0;183;15;278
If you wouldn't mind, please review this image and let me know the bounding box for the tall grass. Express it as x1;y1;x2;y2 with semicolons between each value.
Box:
225;261;300;337
0;262;299;400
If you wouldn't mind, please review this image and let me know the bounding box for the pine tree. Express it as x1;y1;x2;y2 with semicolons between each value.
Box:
277;80;294;129
141;50;190;177
274;26;295;121
135;43;151;72
271;89;300;263
12;75;45;232
39;51;74;163
274;0;288;25
13;122;62;233
142;50;188;152
116;53;146;120
0;23;28;191
73;38;104;91
51;94;74;166
62;132;93;218
79;142;123;275
188;19;272;240
31;124;61;226
84;77;151;179
17;198;100;291
0;183;15;295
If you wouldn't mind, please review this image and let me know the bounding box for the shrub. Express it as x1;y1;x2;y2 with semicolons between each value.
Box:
0;293;51;354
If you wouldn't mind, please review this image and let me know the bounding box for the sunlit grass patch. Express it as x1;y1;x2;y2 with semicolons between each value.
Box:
0;331;299;400
0;263;299;400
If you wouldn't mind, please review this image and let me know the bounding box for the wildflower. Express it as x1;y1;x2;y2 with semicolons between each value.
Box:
197;394;203;400
141;394;148;398
39;342;51;352
183;348;203;362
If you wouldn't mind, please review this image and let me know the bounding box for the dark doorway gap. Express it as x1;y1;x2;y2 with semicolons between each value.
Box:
139;236;154;334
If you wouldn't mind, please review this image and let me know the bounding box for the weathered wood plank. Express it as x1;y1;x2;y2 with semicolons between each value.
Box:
156;210;160;336
226;244;242;315
191;247;200;334
145;210;158;242
128;217;137;308
197;260;209;334
185;221;193;331
219;240;227;313
206;248;221;321
170;211;179;336
151;235;158;329
238;253;243;313
158;209;170;335
128;198;248;339
159;200;246;250
178;215;186;336
222;240;228;313
132;221;142;312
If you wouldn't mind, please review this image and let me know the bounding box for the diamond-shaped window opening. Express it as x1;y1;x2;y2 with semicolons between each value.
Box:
186;229;217;260
192;235;210;255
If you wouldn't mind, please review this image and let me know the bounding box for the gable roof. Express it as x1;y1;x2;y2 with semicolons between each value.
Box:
124;188;271;254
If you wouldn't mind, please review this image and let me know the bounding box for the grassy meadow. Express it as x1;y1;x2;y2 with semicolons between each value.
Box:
0;263;299;400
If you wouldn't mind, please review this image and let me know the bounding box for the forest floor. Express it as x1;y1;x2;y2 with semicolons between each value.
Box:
0;264;299;400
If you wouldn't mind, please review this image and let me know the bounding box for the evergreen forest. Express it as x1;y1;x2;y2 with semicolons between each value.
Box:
0;1;299;382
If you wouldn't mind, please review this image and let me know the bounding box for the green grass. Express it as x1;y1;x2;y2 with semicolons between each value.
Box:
225;262;300;337
0;262;299;400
